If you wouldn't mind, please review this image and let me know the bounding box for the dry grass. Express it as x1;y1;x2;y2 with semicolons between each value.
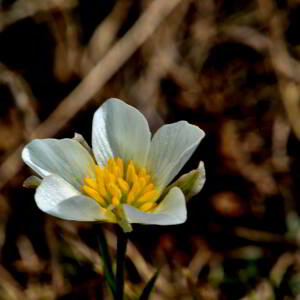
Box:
0;0;300;299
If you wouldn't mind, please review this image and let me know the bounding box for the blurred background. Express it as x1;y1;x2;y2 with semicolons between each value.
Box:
0;0;300;299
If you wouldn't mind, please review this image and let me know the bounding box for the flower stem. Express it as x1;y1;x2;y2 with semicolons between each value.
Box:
116;226;128;300
96;224;116;297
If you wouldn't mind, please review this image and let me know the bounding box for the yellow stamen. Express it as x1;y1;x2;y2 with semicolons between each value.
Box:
127;178;145;204
126;161;137;185
112;196;120;205
108;158;115;171
83;185;106;206
95;167;105;186
116;157;124;178
143;175;151;184
143;183;155;194
94;168;107;197
82;158;159;215
108;158;120;177
107;183;121;199
127;191;135;204
98;185;107;198
117;178;129;193
136;190;158;204
140;202;155;212
84;177;97;190
104;169;116;186
139;168;147;177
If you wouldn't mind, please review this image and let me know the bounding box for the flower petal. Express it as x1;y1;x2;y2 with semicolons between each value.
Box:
35;175;111;221
92;98;151;167
73;132;94;158
147;121;205;190
123;187;186;225
22;138;95;189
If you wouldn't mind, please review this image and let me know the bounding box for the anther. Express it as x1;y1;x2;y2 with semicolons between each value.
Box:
107;183;122;199
112;196;120;205
117;178;129;193
140;202;154;212
136;190;158;204
104;170;116;186
143;183;154;194
83;157;159;212
126;161;137;184
116;158;124;178
139;168;147;177
127;178;145;204
84;177;97;190
83;185;106;206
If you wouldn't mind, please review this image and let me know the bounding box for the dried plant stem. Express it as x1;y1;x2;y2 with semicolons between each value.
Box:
0;0;182;189
257;0;300;139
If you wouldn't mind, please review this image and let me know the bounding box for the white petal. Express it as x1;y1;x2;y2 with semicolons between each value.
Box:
123;187;186;225
147;121;205;190
73;133;94;158
22;138;95;189
92;98;151;167
35;175;109;221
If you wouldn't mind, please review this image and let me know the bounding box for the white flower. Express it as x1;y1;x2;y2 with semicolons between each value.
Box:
22;99;205;231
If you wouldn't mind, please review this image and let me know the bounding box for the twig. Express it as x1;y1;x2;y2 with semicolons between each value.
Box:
271;115;290;172
257;0;300;139
235;226;298;246
0;265;26;299
0;0;76;31
220;120;277;196
0;0;182;189
130;0;191;129
80;0;132;75
45;218;67;297
0;63;39;135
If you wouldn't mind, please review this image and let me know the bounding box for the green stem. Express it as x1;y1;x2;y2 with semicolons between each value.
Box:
96;224;116;297
116;226;128;300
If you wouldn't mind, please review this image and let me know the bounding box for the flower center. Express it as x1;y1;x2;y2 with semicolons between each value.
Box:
82;158;159;212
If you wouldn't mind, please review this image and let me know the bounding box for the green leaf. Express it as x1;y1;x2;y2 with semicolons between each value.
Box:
139;270;159;300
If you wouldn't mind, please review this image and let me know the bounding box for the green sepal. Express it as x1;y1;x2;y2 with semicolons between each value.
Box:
112;205;133;233
139;270;159;300
163;161;205;202
23;175;42;188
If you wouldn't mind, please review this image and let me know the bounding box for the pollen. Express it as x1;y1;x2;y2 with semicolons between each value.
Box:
82;158;159;212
